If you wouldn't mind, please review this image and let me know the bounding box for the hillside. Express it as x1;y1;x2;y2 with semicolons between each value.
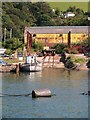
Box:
49;2;88;12
2;2;88;41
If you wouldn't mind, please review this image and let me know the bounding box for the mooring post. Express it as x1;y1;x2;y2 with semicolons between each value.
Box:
16;64;20;74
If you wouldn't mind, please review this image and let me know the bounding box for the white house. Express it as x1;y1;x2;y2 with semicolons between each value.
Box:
64;12;75;18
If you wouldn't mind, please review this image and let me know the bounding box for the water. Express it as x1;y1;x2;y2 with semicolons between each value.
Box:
1;68;89;118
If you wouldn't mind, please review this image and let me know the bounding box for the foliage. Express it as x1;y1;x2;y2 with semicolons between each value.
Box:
4;38;24;54
63;47;69;53
74;58;86;63
52;43;68;54
0;42;2;47
64;57;75;69
81;36;90;46
5;49;12;55
69;55;86;64
3;58;19;64
2;2;88;42
32;41;44;52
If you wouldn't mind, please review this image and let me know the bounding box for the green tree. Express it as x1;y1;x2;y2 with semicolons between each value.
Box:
32;41;44;52
4;38;24;54
52;43;68;54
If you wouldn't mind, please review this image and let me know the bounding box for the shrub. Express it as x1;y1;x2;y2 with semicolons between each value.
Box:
52;43;68;54
74;58;86;63
32;41;44;52
5;49;12;55
63;47;69;53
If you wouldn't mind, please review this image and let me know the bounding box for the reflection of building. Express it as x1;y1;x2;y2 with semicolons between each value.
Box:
24;26;89;48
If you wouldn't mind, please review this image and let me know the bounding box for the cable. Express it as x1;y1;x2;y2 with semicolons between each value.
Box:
0;93;32;97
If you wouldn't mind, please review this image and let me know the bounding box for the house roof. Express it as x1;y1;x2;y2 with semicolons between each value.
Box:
25;26;89;34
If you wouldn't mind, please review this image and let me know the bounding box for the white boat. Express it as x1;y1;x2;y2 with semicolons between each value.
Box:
20;55;42;72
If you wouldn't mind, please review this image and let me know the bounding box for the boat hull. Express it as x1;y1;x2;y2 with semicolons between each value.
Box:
20;63;42;72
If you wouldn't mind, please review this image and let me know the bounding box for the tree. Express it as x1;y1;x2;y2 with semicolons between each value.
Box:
36;14;52;26
54;8;60;16
66;6;76;13
4;38;24;54
52;43;68;54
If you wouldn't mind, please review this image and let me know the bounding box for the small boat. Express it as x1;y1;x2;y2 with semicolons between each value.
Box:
20;55;42;72
20;62;42;72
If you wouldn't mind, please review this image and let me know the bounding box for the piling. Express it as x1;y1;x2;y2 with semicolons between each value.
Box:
16;64;20;73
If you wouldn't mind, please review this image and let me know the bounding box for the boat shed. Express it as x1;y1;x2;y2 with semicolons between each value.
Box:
25;26;89;34
24;26;90;49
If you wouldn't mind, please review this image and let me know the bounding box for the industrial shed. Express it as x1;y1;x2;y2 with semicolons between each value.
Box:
24;26;89;48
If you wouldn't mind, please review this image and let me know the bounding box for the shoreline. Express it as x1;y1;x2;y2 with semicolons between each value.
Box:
0;54;90;72
37;54;90;71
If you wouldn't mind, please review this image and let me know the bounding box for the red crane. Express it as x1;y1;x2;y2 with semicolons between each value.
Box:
26;31;32;56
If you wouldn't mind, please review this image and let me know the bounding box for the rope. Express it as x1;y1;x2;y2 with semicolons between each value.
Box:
0;92;56;97
0;93;32;97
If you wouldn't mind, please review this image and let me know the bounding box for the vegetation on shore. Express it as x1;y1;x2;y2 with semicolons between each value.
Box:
2;2;89;42
2;2;90;68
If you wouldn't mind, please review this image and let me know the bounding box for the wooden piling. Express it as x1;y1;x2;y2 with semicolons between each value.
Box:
16;64;20;74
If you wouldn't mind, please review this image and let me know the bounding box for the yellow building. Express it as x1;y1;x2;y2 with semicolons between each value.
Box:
24;26;89;48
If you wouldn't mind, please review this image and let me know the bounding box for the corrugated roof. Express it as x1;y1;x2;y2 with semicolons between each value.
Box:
25;26;90;34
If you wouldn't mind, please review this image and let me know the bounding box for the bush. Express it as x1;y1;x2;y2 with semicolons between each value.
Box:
74;58;86;63
69;55;86;64
52;43;68;54
63;47;69;53
5;49;12;55
65;59;75;68
32;41;44;52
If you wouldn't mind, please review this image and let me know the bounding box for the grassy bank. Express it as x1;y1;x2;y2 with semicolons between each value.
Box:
49;2;88;12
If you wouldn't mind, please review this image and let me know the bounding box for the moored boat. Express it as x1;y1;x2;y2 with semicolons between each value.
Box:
20;62;42;72
20;55;42;72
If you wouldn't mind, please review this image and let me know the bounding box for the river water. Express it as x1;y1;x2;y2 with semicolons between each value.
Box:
1;68;89;118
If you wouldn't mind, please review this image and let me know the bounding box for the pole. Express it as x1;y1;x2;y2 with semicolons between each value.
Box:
4;28;6;41
68;31;71;48
10;28;12;39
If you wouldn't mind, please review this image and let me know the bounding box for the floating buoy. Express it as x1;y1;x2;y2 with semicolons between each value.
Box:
81;91;90;95
32;88;52;98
